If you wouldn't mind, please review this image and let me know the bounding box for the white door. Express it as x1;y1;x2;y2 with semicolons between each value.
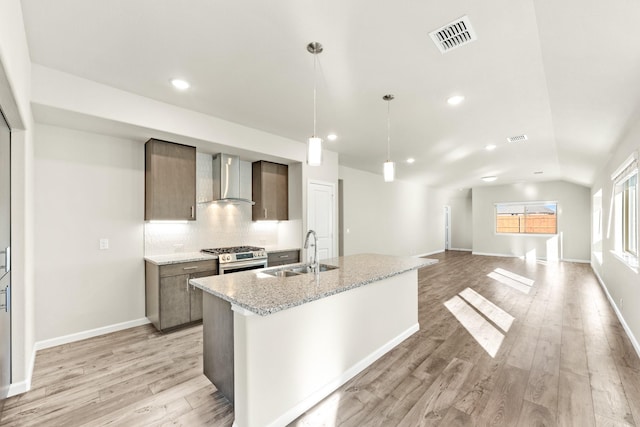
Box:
307;181;335;261
444;206;451;250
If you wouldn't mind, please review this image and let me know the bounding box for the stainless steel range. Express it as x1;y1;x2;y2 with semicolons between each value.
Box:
201;246;267;274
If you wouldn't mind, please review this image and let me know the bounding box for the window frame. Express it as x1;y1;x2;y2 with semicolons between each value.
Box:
611;152;638;268
494;201;559;236
621;171;638;257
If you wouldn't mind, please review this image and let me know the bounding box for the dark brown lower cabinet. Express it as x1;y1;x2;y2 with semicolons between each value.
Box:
267;249;300;267
203;292;234;404
145;259;218;331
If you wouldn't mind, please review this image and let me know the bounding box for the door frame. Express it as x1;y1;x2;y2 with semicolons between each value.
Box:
444;205;451;250
306;179;336;261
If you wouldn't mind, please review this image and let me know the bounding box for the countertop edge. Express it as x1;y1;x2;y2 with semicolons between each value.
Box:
191;258;437;316
144;253;218;265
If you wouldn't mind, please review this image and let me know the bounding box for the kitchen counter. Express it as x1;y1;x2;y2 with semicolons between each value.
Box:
190;253;436;316
143;251;217;265
194;253;436;427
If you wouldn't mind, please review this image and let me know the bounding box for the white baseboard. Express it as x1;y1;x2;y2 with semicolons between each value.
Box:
34;317;151;351
472;251;521;258
416;249;444;257
591;266;640;359
266;323;420;427
449;248;472;252
472;251;590;264
7;346;36;397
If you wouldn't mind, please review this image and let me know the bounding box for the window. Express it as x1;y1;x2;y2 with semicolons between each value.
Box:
495;202;557;234
612;152;638;263
624;173;637;256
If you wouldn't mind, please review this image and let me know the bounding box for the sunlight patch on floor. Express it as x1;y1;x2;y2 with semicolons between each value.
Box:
488;268;535;294
459;287;514;332
295;391;341;426
444;295;505;357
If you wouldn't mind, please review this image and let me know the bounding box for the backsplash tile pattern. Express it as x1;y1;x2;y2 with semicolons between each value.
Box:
144;203;298;255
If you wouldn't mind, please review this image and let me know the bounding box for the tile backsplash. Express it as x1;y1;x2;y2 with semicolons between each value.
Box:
145;202;301;255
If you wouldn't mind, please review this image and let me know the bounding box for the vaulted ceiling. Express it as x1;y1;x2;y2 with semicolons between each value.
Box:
20;0;640;189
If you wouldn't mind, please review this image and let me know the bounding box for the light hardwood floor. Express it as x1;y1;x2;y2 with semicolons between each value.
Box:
2;251;639;426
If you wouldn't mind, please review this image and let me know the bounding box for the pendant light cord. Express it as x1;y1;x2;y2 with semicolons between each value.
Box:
386;98;391;161
313;54;317;138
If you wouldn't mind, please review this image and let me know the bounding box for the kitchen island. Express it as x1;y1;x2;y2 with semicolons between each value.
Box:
190;253;437;427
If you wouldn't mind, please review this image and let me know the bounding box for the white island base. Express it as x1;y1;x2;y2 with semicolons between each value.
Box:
228;270;418;427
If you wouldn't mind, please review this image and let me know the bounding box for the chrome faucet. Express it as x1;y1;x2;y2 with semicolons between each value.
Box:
304;230;319;273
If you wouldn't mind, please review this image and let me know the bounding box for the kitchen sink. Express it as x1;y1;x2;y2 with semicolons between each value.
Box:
267;269;303;278
261;263;339;277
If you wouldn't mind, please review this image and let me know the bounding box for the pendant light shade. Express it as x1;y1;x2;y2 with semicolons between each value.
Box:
307;42;323;166
383;161;395;182
307;137;323;166
383;94;395;182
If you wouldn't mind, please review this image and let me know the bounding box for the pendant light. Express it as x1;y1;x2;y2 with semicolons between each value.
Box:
383;94;395;182
307;42;323;166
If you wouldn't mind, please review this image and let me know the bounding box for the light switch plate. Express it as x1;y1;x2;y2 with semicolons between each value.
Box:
99;238;109;250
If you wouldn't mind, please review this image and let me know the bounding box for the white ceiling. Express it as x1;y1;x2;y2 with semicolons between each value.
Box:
19;0;640;189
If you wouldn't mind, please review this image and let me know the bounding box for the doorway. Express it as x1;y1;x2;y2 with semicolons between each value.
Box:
444;205;451;250
0;109;11;404
307;180;335;261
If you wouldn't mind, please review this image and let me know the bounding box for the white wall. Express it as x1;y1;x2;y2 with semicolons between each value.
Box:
591;114;640;354
0;0;36;394
34;124;146;342
339;166;445;257
444;189;473;251
472;180;591;261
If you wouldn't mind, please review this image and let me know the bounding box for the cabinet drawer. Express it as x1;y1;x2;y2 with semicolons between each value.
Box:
267;250;299;267
160;260;218;278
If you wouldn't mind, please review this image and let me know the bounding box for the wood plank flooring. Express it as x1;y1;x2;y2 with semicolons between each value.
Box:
1;251;639;426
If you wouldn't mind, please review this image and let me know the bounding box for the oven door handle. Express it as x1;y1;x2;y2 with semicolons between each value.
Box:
220;258;267;272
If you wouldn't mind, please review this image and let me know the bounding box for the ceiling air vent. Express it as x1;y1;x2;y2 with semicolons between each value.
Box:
429;15;477;54
507;134;528;143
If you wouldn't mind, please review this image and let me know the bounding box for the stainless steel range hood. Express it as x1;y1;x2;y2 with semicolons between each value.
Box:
198;153;254;204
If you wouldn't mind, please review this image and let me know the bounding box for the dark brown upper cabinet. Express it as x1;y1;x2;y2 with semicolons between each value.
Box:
252;161;288;221
145;139;196;221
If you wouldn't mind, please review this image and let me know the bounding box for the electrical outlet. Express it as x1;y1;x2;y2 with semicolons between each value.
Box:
99;238;109;250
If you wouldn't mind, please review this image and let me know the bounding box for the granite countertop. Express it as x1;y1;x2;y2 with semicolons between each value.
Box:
190;253;437;316
144;252;218;265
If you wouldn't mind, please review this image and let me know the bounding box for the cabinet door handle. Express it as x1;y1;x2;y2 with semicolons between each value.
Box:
190;206;195;219
279;254;289;258
264;208;267;219
186;277;189;292
183;267;198;271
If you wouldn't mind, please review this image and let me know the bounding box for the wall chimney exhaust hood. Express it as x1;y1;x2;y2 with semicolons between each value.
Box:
198;153;255;205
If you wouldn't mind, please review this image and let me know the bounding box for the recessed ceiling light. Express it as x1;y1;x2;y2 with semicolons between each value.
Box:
533;171;543;174
170;78;190;90
485;144;497;151
327;134;337;141
447;95;465;106
481;176;497;182
406;158;415;164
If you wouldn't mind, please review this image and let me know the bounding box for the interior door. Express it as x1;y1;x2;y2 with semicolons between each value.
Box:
444;205;451;250
0;110;11;401
307;181;335;261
